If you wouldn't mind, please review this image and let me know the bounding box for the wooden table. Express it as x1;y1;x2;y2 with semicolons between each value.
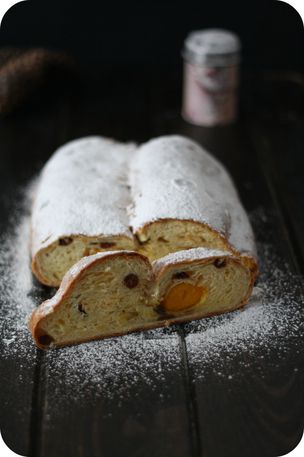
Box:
0;68;304;457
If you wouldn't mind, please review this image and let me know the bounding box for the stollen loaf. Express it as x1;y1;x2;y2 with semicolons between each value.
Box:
31;134;258;290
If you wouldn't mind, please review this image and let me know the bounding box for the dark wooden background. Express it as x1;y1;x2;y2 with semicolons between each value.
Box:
1;0;303;71
0;66;304;457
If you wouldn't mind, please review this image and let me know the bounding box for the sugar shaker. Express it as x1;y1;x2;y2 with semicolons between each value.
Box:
182;29;241;126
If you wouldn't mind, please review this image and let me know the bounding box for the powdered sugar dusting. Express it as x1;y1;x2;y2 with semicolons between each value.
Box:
31;136;136;256
153;247;231;269
186;276;303;374
185;211;304;379
44;334;180;404
0;181;42;361
129;135;256;258
1;186;304;404
31;134;256;269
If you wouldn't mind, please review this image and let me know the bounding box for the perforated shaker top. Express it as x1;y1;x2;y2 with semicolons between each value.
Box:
183;29;241;67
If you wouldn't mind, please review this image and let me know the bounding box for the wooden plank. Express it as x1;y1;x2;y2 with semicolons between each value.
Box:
0;98;71;455
189;122;304;457
2;70;304;457
252;123;304;273
150;110;304;457
242;71;304;272
62;71;153;144
35;333;193;457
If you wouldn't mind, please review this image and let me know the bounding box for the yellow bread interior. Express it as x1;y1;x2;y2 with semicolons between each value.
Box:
33;235;135;287
136;220;258;278
33;254;156;348
155;257;252;318
33;221;257;287
136;220;232;260
31;251;254;349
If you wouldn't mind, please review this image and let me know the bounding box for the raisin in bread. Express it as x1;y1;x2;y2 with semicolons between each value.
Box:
128;135;258;277
29;248;254;349
31;136;136;287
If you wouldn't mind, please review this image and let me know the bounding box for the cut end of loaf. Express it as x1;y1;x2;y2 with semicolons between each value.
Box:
135;219;233;261
31;219;258;288
154;251;254;319
32;234;135;287
135;219;258;279
29;249;255;349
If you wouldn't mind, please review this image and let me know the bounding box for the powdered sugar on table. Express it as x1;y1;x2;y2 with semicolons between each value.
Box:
1;183;303;405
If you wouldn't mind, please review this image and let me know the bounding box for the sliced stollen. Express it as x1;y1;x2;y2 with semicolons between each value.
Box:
29;248;254;349
29;251;156;349
31;136;136;287
153;248;254;320
128;135;258;277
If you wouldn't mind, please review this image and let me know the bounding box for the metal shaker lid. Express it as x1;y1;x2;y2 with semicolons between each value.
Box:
182;29;241;66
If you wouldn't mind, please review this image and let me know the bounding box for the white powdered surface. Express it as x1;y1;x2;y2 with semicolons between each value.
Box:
44;334;180;405
1;186;303;405
31;136;135;256
129;135;256;258
0;182;38;360
185;268;304;379
153;247;231;269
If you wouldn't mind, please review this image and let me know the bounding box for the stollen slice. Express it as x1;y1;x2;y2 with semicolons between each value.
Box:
29;248;254;349
29;251;155;349
153;248;254;321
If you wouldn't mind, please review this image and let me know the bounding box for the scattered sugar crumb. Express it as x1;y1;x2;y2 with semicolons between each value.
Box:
45;335;181;404
0;187;304;406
